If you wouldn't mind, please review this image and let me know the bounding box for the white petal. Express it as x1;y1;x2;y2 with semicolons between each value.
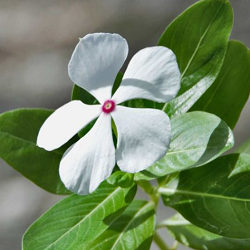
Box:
112;46;181;104
59;113;115;195
68;33;128;104
111;106;171;173
37;101;101;151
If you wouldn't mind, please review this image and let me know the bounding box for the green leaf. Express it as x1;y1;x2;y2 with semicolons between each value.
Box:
84;200;155;250
165;213;250;250
0;108;73;194
235;139;250;155
158;0;233;117
71;85;98;104
107;171;134;188
135;111;234;180
112;72;124;95
190;40;250;129
159;153;250;239
22;182;137;250
123;99;163;110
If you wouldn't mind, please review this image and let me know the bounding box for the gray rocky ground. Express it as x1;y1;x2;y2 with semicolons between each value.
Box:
0;0;250;249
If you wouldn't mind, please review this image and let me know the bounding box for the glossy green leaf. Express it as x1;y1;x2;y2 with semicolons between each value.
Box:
0;109;73;194
71;84;97;104
23;182;137;250
235;139;250;155
84;200;155;250
135;111;234;180
107;171;134;188
165;213;250;250
191;40;250;129
123;99;163;110
112;72;123;95
160;153;250;238
158;0;233;117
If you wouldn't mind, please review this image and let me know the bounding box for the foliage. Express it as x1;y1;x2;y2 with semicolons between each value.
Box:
1;0;250;249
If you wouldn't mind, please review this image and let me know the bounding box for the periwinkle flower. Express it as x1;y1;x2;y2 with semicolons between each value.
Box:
37;33;180;195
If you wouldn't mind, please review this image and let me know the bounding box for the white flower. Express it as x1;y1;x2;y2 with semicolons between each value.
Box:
37;33;181;195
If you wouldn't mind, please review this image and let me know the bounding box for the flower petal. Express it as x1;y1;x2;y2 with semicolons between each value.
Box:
59;113;115;195
37;101;101;151
112;46;181;104
111;106;171;173
68;33;129;104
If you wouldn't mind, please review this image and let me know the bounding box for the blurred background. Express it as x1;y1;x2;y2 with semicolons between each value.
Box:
0;0;249;249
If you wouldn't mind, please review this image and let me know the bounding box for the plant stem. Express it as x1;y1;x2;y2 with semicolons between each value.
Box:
171;241;179;250
137;179;178;250
137;180;160;206
156;219;169;229
154;232;170;250
137;180;155;194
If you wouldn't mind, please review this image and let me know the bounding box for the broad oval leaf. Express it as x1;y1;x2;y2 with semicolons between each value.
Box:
190;40;250;129
165;213;250;250
135;111;234;180
158;0;233;117
22;182;137;250
0;109;73;194
84;200;155;250
160;153;250;239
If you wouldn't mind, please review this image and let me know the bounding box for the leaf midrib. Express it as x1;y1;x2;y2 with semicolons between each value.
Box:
162;1;225;112
42;187;122;250
159;187;250;202
110;202;154;250
167;144;230;156
180;1;225;79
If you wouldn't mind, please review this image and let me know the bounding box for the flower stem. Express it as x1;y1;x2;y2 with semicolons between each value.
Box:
154;232;170;250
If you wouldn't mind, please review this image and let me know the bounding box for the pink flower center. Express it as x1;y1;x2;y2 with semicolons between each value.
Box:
102;100;115;114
